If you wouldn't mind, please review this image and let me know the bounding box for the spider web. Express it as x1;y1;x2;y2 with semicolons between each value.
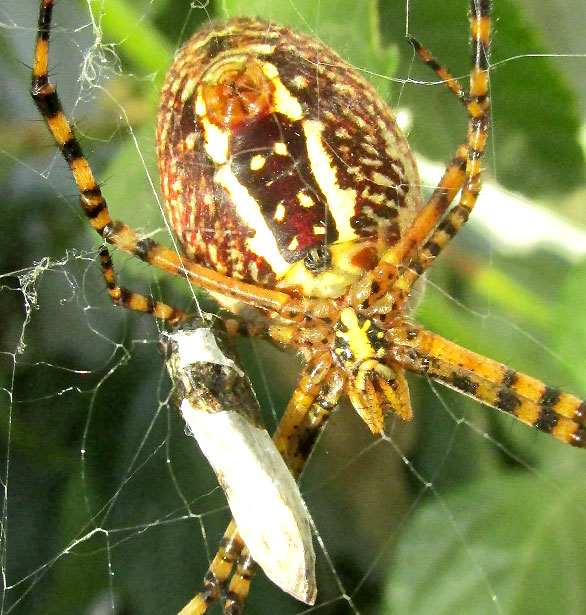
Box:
2;1;586;614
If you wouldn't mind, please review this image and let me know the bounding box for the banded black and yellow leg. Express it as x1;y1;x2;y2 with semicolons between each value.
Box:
179;359;345;615
407;36;468;104
31;1;114;243
348;31;475;312
352;0;492;315
349;141;469;312
367;31;476;299
99;247;188;323
387;0;491;314
31;0;297;318
179;522;245;615
223;550;258;615
392;323;586;447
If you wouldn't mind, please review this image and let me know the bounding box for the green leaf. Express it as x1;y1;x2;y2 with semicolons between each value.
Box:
221;0;399;93
385;470;586;615
87;0;174;74
379;0;585;198
553;260;586;387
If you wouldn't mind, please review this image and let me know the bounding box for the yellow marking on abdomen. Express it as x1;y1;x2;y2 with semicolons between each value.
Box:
303;120;358;242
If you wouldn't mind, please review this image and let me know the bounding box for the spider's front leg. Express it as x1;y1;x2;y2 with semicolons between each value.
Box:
390;322;586;447
348;0;492;317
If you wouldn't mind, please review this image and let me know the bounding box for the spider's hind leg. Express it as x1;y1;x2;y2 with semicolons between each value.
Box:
351;0;492;315
99;247;188;324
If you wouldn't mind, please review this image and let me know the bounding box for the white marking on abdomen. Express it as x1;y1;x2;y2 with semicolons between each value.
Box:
303;120;358;242
215;164;291;276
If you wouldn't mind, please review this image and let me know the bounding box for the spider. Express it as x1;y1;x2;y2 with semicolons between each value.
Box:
31;0;586;613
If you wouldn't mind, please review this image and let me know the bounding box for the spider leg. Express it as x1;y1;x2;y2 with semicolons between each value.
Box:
30;0;296;316
349;0;491;314
407;36;468;105
99;247;189;323
222;549;258;615
178;520;245;615
272;354;337;472
388;1;491;315
347;141;468;312
391;323;586;447
346;29;475;312
180;356;345;615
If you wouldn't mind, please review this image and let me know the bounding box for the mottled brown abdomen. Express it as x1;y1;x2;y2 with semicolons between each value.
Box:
157;17;422;298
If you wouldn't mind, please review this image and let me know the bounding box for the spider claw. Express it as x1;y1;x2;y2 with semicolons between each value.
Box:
348;385;385;434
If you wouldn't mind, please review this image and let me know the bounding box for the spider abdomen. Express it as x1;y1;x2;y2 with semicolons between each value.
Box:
157;17;422;298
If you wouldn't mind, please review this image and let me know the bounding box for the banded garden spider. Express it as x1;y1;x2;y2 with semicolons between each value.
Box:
25;3;584;615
